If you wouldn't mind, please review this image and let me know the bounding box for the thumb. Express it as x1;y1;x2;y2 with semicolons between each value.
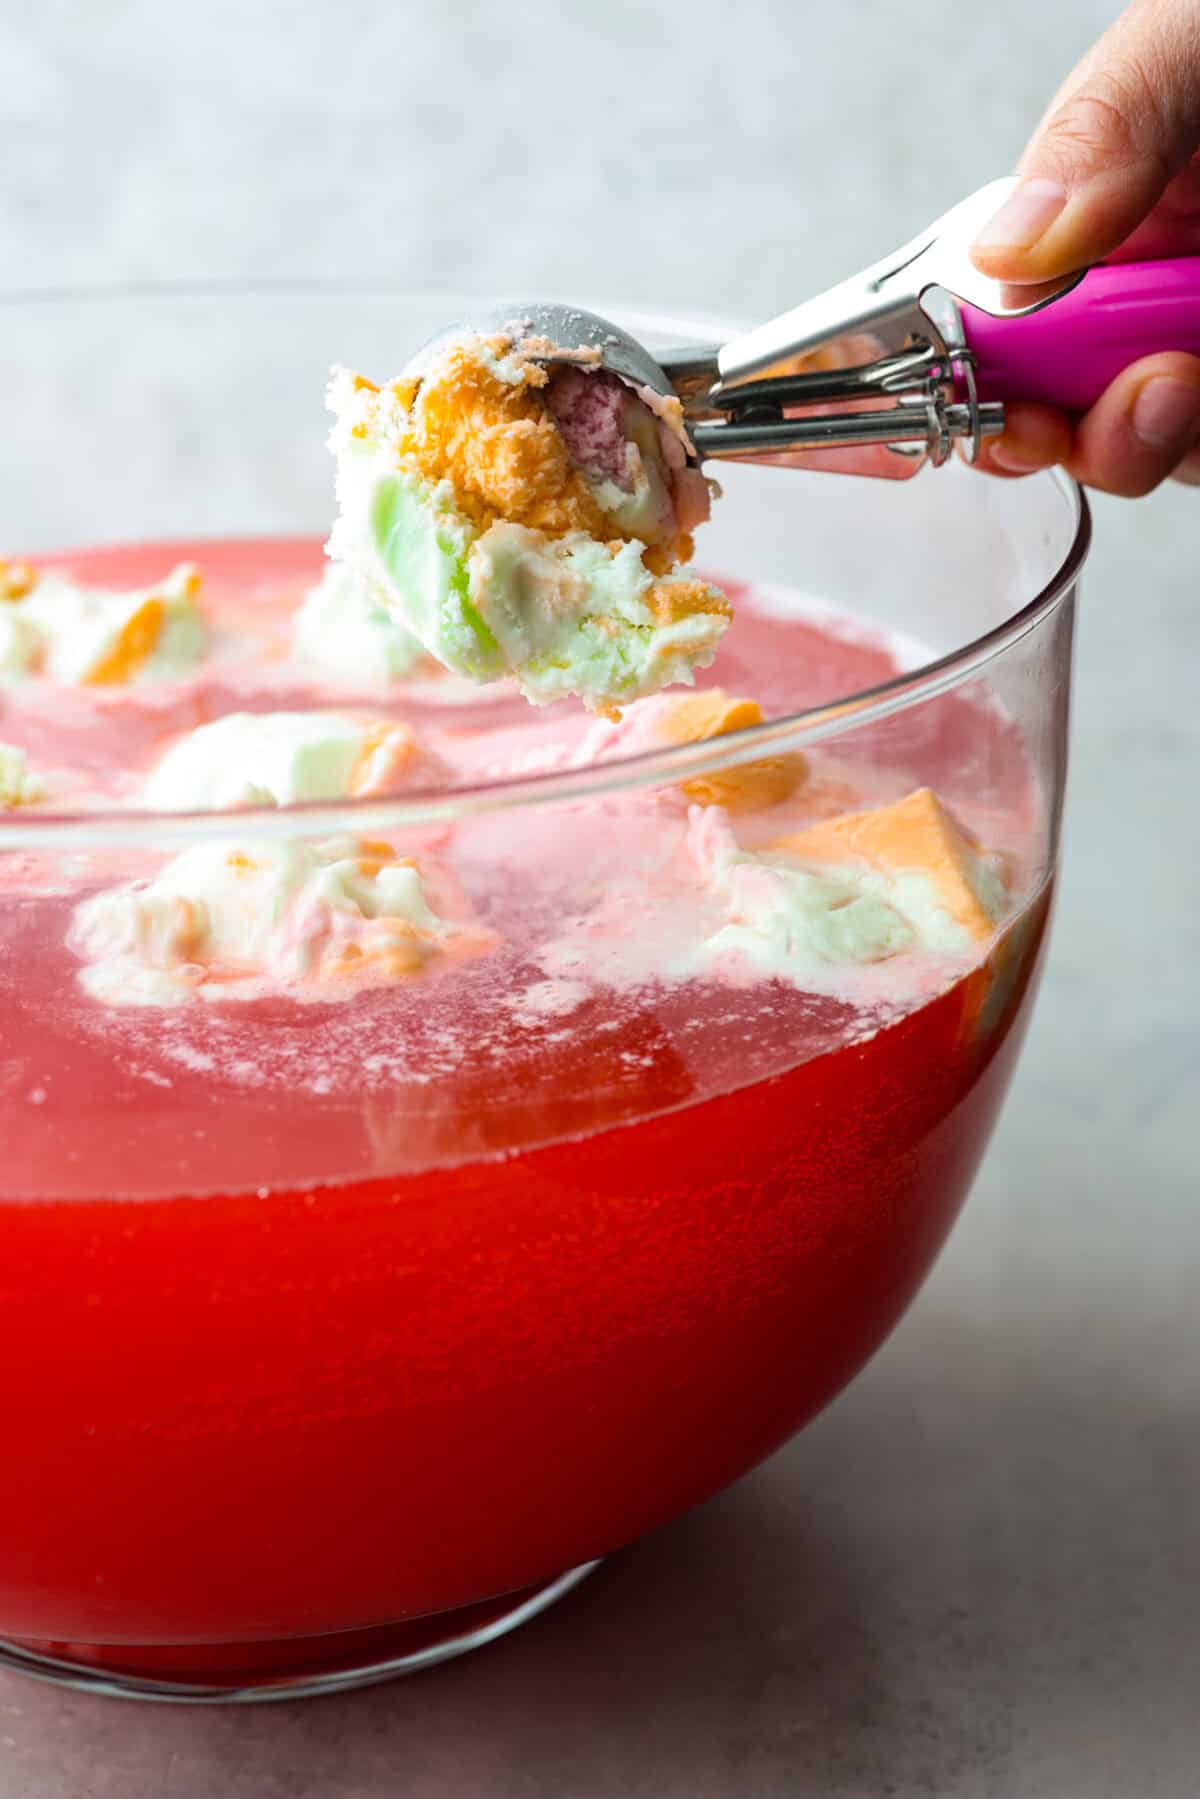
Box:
972;0;1200;282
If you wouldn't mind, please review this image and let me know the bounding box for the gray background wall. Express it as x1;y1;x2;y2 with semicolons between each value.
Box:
4;0;1086;308
2;3;1198;1796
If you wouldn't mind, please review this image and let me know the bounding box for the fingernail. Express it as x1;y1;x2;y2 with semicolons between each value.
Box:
973;178;1068;254
1132;376;1200;449
988;441;1049;473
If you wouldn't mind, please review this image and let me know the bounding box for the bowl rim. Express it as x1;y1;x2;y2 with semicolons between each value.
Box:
0;286;1091;849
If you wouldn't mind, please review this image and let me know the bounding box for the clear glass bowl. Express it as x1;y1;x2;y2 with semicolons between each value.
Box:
0;289;1087;1701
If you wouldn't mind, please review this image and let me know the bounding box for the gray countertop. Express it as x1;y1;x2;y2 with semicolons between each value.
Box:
3;0;1198;1792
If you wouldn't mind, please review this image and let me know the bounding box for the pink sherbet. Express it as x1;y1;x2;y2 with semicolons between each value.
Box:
546;368;633;489
547;364;711;545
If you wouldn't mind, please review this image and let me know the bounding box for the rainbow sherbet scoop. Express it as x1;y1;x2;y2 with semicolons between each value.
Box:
325;324;729;714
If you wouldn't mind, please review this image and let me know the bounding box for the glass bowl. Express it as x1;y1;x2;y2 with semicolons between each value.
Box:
0;289;1087;1701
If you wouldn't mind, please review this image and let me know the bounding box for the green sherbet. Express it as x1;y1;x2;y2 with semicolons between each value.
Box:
470;526;727;710
369;475;502;681
354;473;726;710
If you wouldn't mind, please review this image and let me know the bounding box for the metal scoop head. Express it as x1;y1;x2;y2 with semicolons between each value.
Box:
403;300;678;401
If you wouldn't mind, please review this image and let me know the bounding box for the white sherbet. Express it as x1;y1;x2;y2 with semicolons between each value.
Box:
144;711;414;812
292;563;425;685
0;610;41;681
70;835;477;1006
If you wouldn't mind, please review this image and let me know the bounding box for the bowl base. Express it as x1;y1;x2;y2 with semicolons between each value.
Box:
0;1561;601;1703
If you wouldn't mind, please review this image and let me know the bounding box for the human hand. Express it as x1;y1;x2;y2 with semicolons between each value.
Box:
969;0;1200;494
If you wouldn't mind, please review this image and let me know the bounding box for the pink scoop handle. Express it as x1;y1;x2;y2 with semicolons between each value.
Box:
961;260;1200;412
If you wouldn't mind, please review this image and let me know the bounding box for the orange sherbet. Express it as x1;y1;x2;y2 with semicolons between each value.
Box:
348;722;421;797
364;338;698;576
84;596;167;685
650;688;807;813
0;560;38;602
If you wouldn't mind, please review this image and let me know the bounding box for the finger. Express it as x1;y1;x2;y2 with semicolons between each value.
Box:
1105;149;1200;258
1170;445;1200;484
972;403;1074;477
971;0;1200;283
1064;351;1200;496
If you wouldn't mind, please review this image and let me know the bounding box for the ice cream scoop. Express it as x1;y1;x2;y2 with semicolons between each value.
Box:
418;179;1200;478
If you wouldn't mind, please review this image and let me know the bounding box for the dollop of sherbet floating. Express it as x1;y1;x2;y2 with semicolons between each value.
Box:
578;687;810;813
689;787;1005;983
538;786;1006;998
0;559;207;685
69;836;493;1007
292;564;426;686
323;328;730;712
0;742;44;809
143;710;437;811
